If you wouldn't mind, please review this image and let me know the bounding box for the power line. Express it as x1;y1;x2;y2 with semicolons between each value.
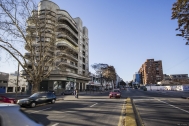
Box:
165;57;189;71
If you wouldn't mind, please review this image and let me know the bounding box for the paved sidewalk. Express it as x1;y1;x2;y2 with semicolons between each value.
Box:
0;90;110;101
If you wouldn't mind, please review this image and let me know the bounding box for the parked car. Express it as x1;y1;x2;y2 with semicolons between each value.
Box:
0;103;43;126
0;95;16;104
109;89;121;98
17;92;56;108
48;90;56;95
61;90;74;95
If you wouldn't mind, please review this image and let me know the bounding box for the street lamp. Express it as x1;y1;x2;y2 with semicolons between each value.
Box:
100;71;103;93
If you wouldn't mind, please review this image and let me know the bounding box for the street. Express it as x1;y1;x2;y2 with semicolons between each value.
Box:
9;89;189;126
20;91;126;126
129;88;189;126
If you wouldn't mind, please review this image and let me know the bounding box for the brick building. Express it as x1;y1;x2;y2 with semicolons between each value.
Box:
139;59;163;85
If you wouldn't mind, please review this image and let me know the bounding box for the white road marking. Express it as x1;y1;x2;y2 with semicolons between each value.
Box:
90;103;98;107
156;99;189;114
30;107;52;113
52;123;59;126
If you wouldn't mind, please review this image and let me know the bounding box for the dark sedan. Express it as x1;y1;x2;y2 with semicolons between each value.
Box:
61;90;74;95
0;95;16;104
17;92;56;108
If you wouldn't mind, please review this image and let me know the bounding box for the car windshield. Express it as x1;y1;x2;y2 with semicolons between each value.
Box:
113;90;119;92
30;93;40;98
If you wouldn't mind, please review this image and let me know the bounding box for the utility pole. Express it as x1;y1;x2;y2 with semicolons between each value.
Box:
16;63;20;100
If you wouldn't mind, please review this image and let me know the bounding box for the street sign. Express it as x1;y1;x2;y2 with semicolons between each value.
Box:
67;77;75;82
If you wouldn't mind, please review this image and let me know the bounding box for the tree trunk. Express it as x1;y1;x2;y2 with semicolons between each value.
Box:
32;82;39;94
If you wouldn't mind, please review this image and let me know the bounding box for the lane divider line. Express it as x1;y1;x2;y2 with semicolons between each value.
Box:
30;107;52;113
52;123;59;126
156;99;189;113
117;99;126;126
90;103;98;107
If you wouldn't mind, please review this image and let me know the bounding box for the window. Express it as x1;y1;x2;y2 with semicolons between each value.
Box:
47;93;52;98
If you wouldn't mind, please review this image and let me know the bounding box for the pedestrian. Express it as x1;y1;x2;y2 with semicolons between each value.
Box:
75;89;78;98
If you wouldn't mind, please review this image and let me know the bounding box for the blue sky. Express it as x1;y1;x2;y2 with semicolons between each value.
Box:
0;0;189;82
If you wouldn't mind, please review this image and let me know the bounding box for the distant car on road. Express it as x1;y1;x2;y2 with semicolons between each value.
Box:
0;95;16;104
61;90;74;95
17;92;56;108
109;89;121;98
0;103;43;126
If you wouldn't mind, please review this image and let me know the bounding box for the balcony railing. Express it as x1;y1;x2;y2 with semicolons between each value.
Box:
57;33;78;46
56;61;78;69
56;52;78;61
55;41;78;52
58;24;78;38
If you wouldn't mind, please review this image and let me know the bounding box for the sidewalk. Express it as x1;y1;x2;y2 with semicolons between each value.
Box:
0;90;110;101
56;90;110;101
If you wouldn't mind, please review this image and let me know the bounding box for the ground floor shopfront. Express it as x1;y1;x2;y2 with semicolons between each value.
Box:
26;71;90;95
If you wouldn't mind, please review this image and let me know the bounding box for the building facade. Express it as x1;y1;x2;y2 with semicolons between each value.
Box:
0;72;9;93
7;75;27;93
116;74;122;88
139;59;163;85
24;0;90;94
133;72;141;84
157;74;189;85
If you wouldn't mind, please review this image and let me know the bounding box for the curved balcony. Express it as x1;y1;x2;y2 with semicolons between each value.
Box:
56;52;78;62
24;53;31;59
26;25;36;32
55;40;78;53
57;33;78;46
39;15;56;22
58;16;78;33
56;61;78;70
25;44;30;51
58;24;78;39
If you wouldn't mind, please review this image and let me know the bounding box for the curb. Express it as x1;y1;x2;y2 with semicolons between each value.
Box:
132;99;145;126
181;96;189;99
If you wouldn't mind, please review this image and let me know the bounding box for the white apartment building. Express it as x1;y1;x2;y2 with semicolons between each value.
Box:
7;75;27;93
24;0;90;94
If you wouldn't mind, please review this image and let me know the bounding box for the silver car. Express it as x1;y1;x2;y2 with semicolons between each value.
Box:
0;103;43;126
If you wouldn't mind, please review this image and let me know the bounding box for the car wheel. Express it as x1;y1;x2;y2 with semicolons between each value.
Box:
51;99;55;104
30;102;36;108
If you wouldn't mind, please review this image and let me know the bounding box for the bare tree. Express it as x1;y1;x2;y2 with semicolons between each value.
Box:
0;0;63;93
91;63;108;87
172;0;189;45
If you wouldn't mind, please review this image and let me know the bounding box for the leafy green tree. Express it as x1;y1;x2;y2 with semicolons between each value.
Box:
172;0;189;45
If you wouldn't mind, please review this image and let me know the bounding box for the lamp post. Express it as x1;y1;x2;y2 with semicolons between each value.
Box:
100;71;102;93
16;63;20;100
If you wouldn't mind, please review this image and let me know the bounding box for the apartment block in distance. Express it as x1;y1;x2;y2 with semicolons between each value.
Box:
139;59;163;85
24;0;90;93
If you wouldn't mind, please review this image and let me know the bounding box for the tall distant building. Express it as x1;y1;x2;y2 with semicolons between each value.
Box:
24;0;90;93
133;72;141;84
139;59;163;85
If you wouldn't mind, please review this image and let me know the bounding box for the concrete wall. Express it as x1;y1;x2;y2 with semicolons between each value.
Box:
146;84;189;91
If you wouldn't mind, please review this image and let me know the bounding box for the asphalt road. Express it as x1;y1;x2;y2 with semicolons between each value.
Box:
21;91;127;126
6;89;189;126
128;88;189;126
